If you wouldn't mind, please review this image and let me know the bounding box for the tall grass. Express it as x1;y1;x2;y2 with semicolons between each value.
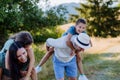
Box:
32;25;120;80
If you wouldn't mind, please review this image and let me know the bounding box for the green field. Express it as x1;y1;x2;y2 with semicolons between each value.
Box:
34;37;120;80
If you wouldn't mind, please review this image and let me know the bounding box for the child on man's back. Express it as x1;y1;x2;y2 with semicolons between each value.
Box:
63;18;92;80
63;18;90;55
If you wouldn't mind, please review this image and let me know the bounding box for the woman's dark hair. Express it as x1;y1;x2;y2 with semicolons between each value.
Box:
9;42;23;80
14;31;33;47
76;18;87;25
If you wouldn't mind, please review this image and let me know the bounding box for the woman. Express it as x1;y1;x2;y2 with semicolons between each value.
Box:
3;42;32;80
0;31;37;80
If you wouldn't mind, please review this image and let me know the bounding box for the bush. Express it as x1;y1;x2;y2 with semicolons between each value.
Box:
32;26;64;43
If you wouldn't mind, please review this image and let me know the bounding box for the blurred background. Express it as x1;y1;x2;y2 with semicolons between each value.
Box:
0;0;120;80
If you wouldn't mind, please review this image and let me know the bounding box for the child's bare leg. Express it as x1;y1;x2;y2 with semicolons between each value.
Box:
31;67;37;80
39;47;54;66
35;47;54;73
0;68;2;80
76;53;84;74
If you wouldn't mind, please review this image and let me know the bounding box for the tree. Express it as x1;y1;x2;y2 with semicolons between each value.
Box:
0;0;41;45
70;0;120;37
45;5;68;26
0;0;67;45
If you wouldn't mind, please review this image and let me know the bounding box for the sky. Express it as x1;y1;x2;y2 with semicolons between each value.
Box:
49;0;81;6
38;0;119;10
48;0;120;6
38;0;82;10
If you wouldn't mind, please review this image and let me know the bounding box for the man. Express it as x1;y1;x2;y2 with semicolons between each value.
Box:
36;33;91;80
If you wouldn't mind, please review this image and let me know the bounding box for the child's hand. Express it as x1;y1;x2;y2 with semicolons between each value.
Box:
81;48;84;52
46;45;50;51
20;71;28;77
70;49;77;56
19;71;30;80
48;47;54;53
23;77;29;80
20;77;29;80
71;48;84;56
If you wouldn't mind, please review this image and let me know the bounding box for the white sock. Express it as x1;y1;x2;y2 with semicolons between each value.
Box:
35;65;42;73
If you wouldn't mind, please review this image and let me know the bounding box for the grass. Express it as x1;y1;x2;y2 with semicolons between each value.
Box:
82;37;120;80
33;35;120;80
85;52;120;80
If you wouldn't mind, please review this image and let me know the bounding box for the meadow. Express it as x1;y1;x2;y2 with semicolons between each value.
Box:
33;24;120;80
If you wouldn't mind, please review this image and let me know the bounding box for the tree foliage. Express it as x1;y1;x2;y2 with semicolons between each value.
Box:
70;0;120;37
0;0;67;45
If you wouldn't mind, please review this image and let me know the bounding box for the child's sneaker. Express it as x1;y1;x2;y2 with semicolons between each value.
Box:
35;65;42;73
78;74;88;80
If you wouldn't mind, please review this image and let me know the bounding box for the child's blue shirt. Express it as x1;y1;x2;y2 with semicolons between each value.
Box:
62;26;86;36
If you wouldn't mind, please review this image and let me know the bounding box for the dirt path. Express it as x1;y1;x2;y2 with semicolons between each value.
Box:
86;42;120;80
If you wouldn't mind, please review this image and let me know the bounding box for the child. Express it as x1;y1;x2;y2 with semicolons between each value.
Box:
62;18;88;55
0;31;37;80
63;18;92;80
